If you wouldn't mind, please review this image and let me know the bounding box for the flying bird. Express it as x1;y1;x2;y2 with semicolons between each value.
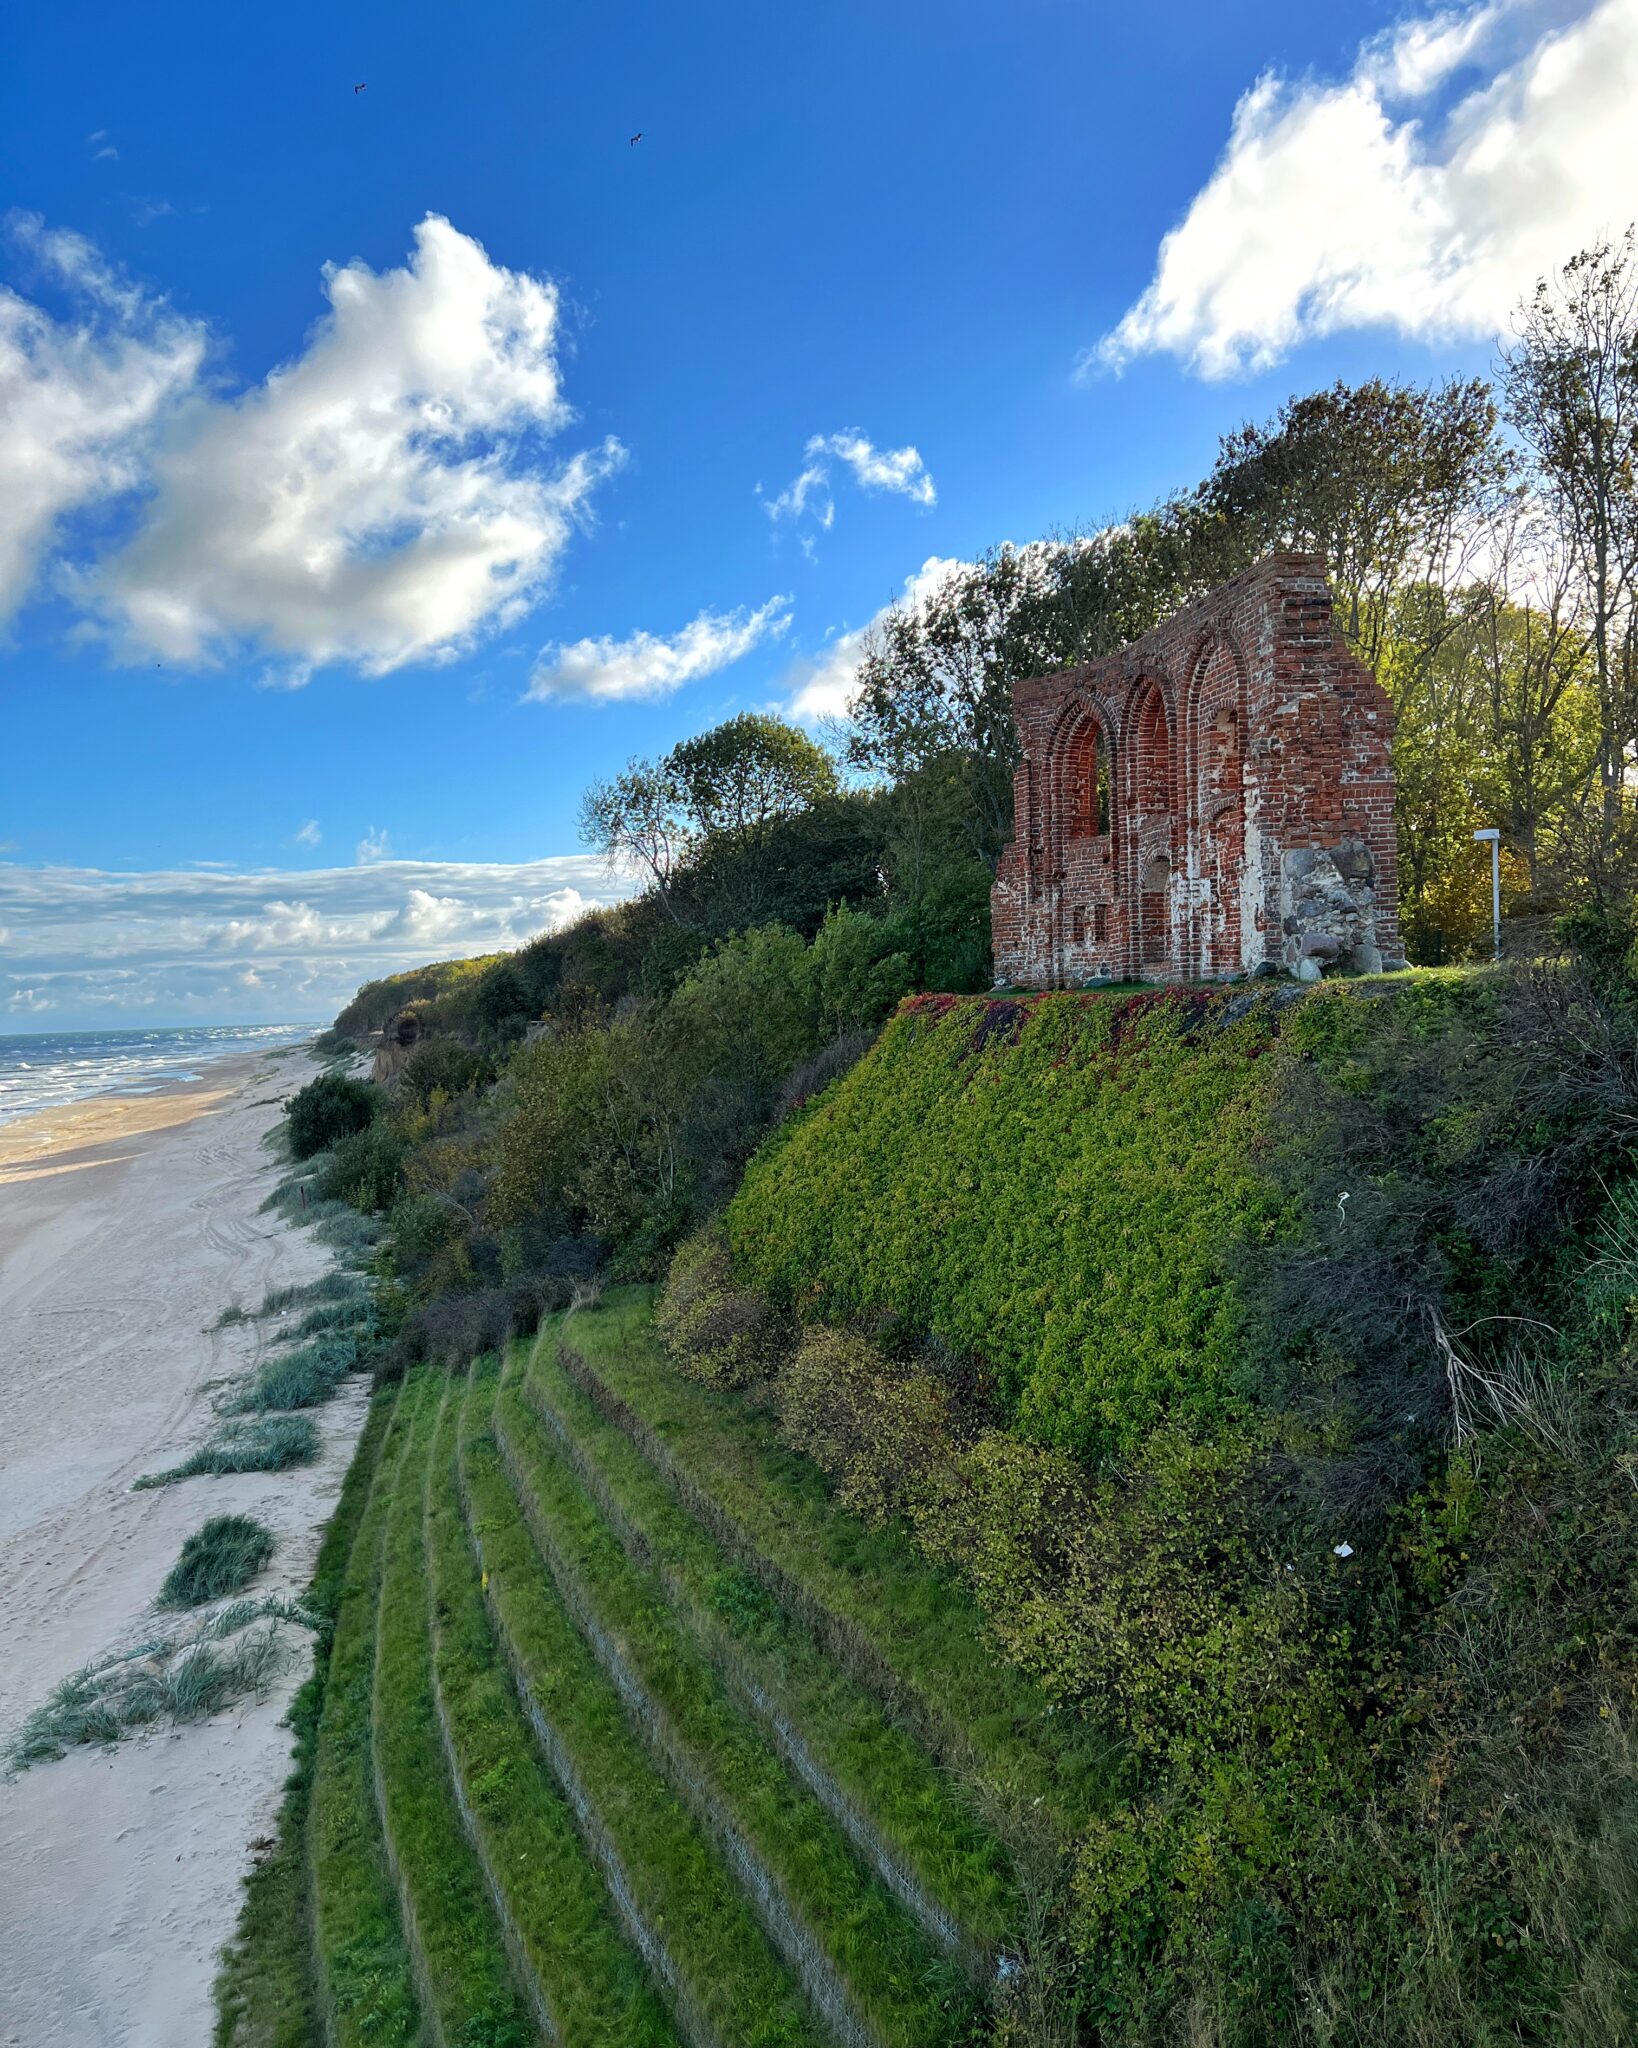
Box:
354;82;367;94
629;131;642;145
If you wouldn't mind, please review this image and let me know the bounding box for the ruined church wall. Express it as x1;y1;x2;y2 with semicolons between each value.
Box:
992;555;1401;987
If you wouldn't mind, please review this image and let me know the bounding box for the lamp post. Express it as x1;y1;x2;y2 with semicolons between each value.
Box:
1473;827;1501;963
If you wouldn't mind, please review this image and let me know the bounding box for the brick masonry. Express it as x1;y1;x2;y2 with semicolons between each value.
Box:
991;554;1404;986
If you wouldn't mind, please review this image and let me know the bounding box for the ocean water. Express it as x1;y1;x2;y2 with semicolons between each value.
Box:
0;1023;319;1126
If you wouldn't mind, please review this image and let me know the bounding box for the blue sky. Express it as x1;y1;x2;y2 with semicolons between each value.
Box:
3;0;1634;1024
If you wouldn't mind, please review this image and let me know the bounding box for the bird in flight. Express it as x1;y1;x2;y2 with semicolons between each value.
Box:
629;131;642;145
354;82;367;94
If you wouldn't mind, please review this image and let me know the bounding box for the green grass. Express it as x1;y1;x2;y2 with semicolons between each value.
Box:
222;1338;356;1416
459;1362;822;2048
372;1368;533;2046
426;1357;680;2047
308;1385;422;2048
495;1338;976;2046
521;1328;1017;1969
134;1415;320;1489
212;1387;397;2048
564;1292;1116;1855
158;1515;276;1608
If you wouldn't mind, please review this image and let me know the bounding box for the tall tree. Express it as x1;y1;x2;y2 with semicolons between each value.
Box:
1502;232;1638;823
580;714;840;931
1201;377;1508;670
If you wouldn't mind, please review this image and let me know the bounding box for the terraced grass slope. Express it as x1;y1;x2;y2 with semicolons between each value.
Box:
221;1298;1113;2046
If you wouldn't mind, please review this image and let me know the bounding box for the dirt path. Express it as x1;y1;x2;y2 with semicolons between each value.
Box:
0;1051;369;2047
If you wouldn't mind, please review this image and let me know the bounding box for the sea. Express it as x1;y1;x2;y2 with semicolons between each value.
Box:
0;1023;321;1127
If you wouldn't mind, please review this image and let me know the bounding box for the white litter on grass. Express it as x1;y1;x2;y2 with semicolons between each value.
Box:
1334;1542;1354;1559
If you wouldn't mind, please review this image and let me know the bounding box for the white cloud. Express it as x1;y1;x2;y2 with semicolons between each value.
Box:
92;213;624;673
782;556;965;723
1096;0;1638;379
762;430;936;530
294;818;322;846
528;595;792;703
356;827;391;865
0;854;631;1025
0;215;205;619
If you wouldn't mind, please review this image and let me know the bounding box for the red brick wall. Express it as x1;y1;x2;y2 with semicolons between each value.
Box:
992;555;1402;986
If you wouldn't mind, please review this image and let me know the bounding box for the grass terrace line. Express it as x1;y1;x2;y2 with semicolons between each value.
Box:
216;1296;1122;2044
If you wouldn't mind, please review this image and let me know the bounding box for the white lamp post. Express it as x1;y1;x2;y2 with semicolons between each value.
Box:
1473;827;1501;963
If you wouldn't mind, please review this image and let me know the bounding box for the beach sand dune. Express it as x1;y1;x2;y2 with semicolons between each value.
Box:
0;1053;369;2048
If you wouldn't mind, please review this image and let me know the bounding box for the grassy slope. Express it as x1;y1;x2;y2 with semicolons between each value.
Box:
308;1384;422;2048
494;1337;974;2047
522;1331;1015;1968
214;1389;397;2048
426;1357;680;2047
459;1359;823;2048
372;1368;534;2045
562;1292;1115;1855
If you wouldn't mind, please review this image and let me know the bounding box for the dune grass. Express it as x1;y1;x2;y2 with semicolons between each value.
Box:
426;1357;680;2047
308;1385;422;2048
271;1298;375;1344
5;1602;307;1772
258;1271;371;1318
564;1292;1117;1855
134;1414;320;1489
158;1514;275;1609
212;1387;396;2048
222;1338;356;1416
495;1341;974;2047
372;1368;534;2046
521;1330;1017;1968
459;1364;822;2048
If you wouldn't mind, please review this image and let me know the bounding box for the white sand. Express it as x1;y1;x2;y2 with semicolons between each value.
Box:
0;1053;371;2047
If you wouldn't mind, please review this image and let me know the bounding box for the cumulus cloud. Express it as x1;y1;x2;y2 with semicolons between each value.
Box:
0;853;632;1024
93;214;624;673
0;215;205;619
1096;0;1638;379
781;556;965;723
528;595;793;703
762;430;936;531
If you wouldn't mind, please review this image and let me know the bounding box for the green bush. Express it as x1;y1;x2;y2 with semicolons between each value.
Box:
729;989;1286;1464
400;1034;493;1106
315;1121;405;1212
158;1515;276;1608
287;1073;378;1160
654;1229;791;1388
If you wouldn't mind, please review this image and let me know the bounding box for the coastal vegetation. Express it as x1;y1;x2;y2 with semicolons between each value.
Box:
213;244;1638;2045
134;1414;321;1489
157;1515;276;1609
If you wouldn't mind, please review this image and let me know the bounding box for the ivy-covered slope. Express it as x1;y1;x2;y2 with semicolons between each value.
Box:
727;988;1291;1463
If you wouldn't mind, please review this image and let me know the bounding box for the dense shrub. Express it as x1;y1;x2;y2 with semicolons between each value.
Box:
286;1073;378;1160
399;1034;493;1106
654;1229;790;1388
776;1328;960;1527
313;1120;405;1212
729;988;1287;1464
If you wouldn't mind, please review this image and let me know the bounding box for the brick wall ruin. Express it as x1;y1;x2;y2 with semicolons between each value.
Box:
991;554;1403;986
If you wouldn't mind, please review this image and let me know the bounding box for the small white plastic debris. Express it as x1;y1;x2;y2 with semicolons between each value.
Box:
1333;1542;1354;1559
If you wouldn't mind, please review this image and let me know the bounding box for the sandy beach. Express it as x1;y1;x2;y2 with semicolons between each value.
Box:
0;1051;370;2048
